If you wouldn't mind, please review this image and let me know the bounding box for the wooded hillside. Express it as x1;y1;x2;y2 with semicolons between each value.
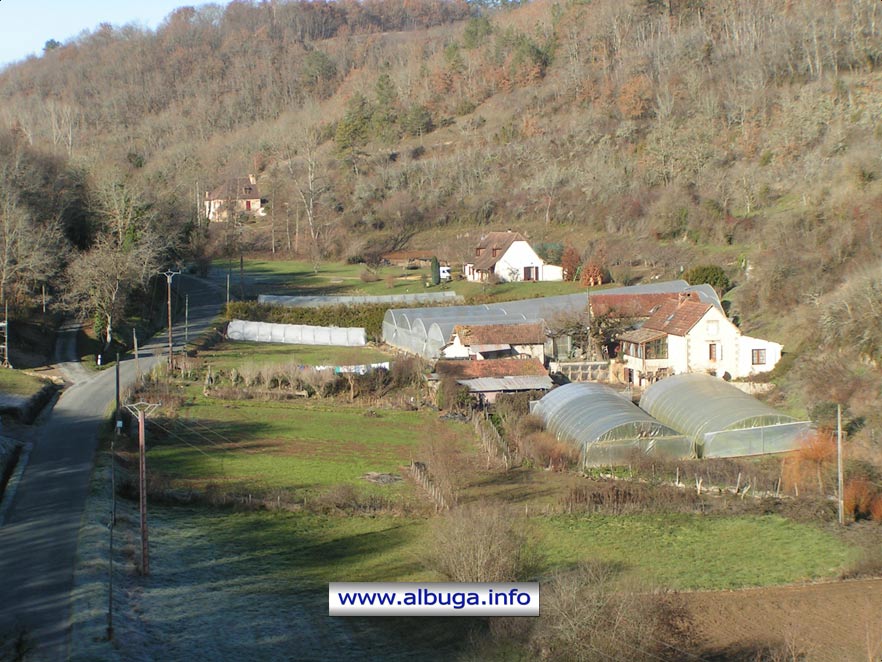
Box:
2;0;882;449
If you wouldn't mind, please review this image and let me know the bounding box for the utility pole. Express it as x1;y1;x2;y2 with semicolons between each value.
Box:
133;329;140;379
185;294;189;347
226;273;230;306
125;402;159;575
108;353;121;640
2;302;9;368
837;403;844;526
161;270;181;369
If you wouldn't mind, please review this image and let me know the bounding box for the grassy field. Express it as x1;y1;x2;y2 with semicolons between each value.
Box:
198;340;393;370
0;369;49;397
540;514;854;590
148;395;463;501
217;257;586;302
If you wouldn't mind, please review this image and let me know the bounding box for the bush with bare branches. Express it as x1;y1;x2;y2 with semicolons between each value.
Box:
529;561;696;662
426;504;543;583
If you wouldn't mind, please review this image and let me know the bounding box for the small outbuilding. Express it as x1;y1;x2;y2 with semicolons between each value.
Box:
435;358;552;404
531;383;693;467
441;322;547;362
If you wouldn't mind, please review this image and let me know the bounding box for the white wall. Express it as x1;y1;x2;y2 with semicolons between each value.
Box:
496;241;543;281
441;335;471;359
512;343;546;362
682;307;742;378
737;335;782;377
541;264;564;281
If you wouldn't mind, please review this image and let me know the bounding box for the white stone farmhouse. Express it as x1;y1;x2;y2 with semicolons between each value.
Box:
463;231;563;282
617;293;782;385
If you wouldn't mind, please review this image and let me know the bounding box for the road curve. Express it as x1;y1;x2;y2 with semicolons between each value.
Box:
0;276;224;661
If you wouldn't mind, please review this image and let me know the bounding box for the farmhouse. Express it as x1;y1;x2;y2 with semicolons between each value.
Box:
617;292;782;385
204;174;264;221
463;230;563;282
440;322;547;362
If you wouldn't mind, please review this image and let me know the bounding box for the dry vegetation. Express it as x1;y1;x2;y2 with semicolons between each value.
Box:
4;0;881;450
11;2;882;658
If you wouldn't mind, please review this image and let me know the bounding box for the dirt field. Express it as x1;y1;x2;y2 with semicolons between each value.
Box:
687;578;882;661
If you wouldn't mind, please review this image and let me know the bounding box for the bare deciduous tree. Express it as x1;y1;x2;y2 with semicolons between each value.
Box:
283;110;331;272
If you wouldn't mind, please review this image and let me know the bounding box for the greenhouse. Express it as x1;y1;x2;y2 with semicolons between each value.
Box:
639;373;811;458
227;320;366;346
531;383;693;467
382;293;585;358
382;280;717;359
258;291;462;307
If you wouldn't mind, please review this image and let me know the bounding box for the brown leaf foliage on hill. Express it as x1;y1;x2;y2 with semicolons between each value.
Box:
2;0;882;393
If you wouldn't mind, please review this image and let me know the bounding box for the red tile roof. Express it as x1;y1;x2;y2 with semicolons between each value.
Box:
643;297;712;336
589;292;679;319
435;358;548;379
453;323;546;346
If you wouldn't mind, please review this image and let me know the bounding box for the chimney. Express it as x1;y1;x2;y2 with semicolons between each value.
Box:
678;292;688;305
248;174;256;185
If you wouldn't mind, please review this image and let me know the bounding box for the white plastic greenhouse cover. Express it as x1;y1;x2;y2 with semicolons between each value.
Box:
639;373;811;458
227;319;366;346
532;383;693;466
381;280;720;358
258;292;463;307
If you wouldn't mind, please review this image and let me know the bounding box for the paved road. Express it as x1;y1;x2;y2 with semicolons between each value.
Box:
0;275;224;661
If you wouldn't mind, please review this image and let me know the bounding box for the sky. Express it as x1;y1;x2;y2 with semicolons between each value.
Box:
0;0;202;68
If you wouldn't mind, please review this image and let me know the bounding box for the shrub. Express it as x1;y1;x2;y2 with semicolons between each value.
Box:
844;478;877;521
531;562;696;662
426;504;543;583
359;270;380;283
682;264;731;293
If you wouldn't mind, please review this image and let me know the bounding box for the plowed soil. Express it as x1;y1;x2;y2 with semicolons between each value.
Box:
687;578;882;661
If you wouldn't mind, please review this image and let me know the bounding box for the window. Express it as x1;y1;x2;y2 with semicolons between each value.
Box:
752;349;766;365
492;247;500;257
646;338;668;359
706;320;719;336
476;247;484;256
708;343;717;361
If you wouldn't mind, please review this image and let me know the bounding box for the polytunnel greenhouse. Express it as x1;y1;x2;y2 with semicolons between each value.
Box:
639;373;811;458
258;291;462;307
382;293;586;358
382;280;720;359
531;383;693;467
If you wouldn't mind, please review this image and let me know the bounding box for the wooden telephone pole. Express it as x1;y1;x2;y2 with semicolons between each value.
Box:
125;402;159;575
161;270;181;369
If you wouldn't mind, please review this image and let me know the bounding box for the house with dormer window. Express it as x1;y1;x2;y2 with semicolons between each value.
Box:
463;231;563;282
204;174;265;222
617;292;782;386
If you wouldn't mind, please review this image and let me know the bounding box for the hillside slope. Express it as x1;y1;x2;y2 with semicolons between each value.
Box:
1;0;882;448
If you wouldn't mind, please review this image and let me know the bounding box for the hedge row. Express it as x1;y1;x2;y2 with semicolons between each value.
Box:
225;301;391;341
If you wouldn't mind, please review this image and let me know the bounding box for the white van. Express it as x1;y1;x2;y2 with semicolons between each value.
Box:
439;266;452;281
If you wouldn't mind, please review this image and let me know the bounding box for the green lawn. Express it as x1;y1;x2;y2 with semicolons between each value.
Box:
148;396;464;500
0;369;49;397
162;507;857;592
540;513;855;590
216;258;586;302
199;340;392;370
